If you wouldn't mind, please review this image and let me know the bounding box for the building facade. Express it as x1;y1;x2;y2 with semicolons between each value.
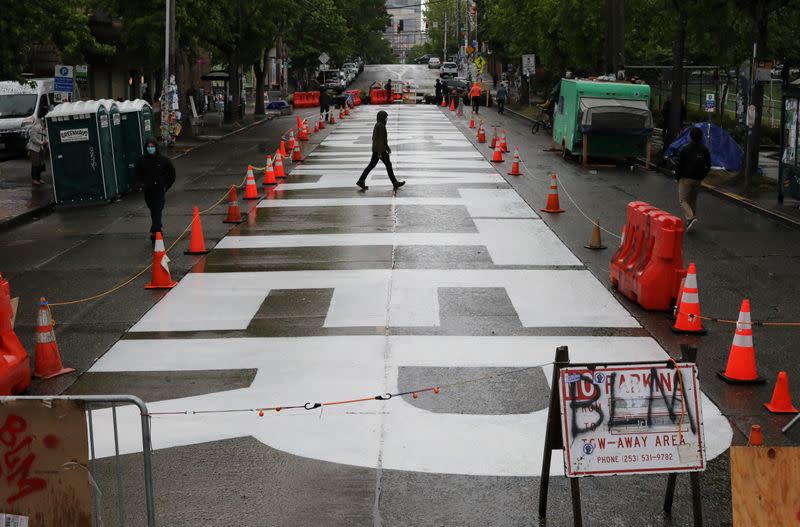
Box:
385;0;425;62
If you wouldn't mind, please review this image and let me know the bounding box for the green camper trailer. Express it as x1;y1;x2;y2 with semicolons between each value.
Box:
552;79;653;164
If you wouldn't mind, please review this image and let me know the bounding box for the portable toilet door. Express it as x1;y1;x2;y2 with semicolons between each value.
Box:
45;100;118;205
97;100;124;197
118;99;153;193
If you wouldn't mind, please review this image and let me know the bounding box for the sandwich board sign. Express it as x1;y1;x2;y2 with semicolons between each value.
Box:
558;362;706;477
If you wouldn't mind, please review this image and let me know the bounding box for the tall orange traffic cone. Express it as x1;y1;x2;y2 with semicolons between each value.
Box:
541;172;565;213
507;147;522;175
764;371;798;413
274;153;285;177
33;297;74;378
288;130;295;151
319;114;325;129
500;130;509;152
292;142;302;162
243;165;259;200
477;122;486;143
490;126;498;148
329;112;336;124
490;142;504;163
223;185;244;223
296;115;303;129
185;206;211;255
144;232;178;289
314;120;319;133
672;263;706;334
441;97;447;107
717;299;765;384
469;111;475;128
299;125;309;141
263;155;276;185
279;140;287;157
449;98;455;111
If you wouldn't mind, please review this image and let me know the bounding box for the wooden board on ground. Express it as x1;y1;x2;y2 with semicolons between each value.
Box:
731;446;800;526
0;400;90;526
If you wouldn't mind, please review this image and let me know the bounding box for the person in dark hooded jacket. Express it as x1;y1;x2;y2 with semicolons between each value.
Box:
356;111;404;191
135;137;176;241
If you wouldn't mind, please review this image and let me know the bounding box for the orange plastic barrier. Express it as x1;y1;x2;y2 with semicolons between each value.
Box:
293;92;320;108
345;89;362;106
310;91;320;107
610;202;686;311
0;273;31;395
293;92;306;108
370;88;388;105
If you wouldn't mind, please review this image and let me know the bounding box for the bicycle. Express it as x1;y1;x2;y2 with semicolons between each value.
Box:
530;103;552;134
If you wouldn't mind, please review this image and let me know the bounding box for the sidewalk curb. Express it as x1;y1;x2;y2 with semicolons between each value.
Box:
0;115;275;231
500;106;800;231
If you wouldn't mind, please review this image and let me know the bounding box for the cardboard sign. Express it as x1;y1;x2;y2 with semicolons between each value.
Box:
559;363;705;477
0;400;91;526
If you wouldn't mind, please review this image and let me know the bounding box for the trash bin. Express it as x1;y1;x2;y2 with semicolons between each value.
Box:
97;99;127;195
45;100;119;204
117;99;153;193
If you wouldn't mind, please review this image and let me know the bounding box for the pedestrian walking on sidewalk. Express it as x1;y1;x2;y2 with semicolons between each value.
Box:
27;116;47;186
434;79;443;106
356;110;404;191
136;137;176;242
675;127;710;231
496;84;508;115
469;82;482;114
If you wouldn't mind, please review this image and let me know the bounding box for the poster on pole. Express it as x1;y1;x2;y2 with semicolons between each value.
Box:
522;54;536;76
559;363;706;477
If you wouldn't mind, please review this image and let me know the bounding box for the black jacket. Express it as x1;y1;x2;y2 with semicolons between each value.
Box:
372;111;389;154
319;90;331;109
136;149;176;190
676;142;711;180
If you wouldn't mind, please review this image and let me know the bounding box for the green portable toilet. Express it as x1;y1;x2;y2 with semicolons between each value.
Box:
97;99;127;195
118;99;154;193
45;100;119;204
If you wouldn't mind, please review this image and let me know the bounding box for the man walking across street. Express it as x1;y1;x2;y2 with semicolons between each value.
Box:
356;110;404;191
136;137;176;242
469;82;482;114
675;126;710;231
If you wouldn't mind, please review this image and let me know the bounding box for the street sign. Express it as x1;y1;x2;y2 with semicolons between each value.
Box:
522;54;536;76
54;65;74;99
559;363;706;477
473;55;486;72
705;93;715;113
75;65;88;79
318;52;329;65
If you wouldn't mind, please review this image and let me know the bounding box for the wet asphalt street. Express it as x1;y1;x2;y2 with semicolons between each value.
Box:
1;65;798;526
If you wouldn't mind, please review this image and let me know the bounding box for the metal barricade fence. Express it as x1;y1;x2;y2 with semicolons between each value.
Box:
0;395;156;527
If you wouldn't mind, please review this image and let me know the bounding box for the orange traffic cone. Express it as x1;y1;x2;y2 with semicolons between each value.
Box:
477;122;486;143
319;114;326;129
185;206;211;255
764;371;798;413
296;115;303;129
243;165;259;200
490;142;504;163
314;120;319;133
441;97;447;108
718;299;765;384
541;172;565;213
263;155;276;185
329;112;336;124
144;232;178;289
299;125;309;141
288;130;295;151
223;185;244;223
274;153;285;177
748;424;763;446
490;126;498;148
33;297;74;378
672;263;706;334
279;140;287;157
469;111;475;129
449;98;456;111
507;147;522;175
500;130;509;152
292;142;302;162
584;220;607;250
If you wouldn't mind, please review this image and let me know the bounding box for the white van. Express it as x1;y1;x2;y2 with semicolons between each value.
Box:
0;78;61;154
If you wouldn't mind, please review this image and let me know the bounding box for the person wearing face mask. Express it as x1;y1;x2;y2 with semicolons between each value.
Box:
136;137;176;242
356;110;404;191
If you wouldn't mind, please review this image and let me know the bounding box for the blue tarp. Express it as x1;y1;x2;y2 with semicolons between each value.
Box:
664;122;744;172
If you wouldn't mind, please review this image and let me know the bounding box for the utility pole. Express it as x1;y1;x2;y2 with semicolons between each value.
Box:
605;0;625;75
443;15;447;60
162;0;174;146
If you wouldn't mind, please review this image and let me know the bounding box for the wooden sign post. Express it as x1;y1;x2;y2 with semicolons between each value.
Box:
538;345;704;526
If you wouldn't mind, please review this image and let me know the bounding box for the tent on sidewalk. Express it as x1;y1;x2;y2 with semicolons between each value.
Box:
664;122;744;172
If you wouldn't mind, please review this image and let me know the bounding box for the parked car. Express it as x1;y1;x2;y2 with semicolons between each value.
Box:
440;62;458;78
0;78;57;155
342;62;359;79
415;55;432;64
318;69;345;92
428;57;441;69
